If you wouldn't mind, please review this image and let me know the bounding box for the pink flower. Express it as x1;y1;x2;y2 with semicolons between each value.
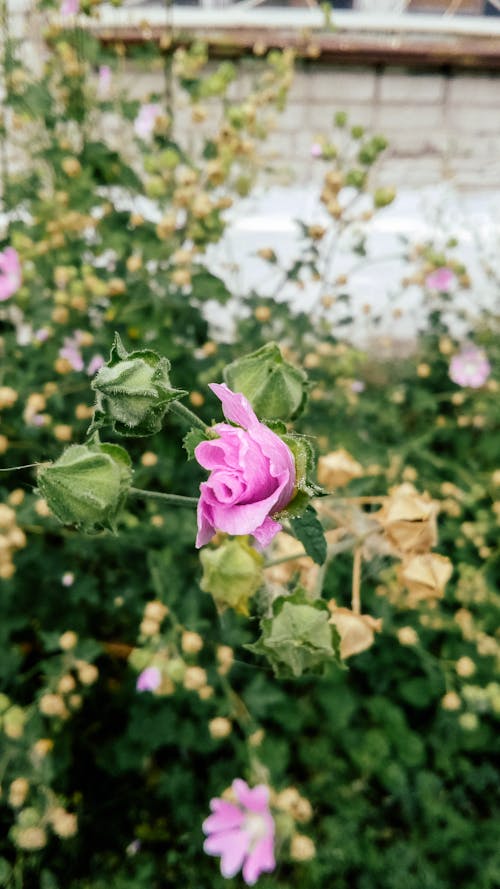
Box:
97;65;111;99
60;0;79;15
310;142;323;158
59;336;84;372
203;779;275;885
87;354;105;376
194;384;295;550
425;267;456;292
0;247;22;302
134;103;161;140
449;345;491;389
136;666;161;692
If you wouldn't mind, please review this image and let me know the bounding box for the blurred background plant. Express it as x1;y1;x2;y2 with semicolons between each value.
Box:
0;0;499;886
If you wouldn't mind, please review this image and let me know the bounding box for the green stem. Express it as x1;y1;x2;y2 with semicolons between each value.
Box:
129;487;198;507
170;400;209;433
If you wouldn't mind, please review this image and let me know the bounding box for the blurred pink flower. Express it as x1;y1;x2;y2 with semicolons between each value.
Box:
0;247;22;302
60;0;79;15
203;779;275;885
87;354;105;376
310;142;323;158
449;345;491;389
134;104;161;140
62;572;75;587
425;267;456;292
97;65;112;99
194;384;295;549
136;666;161;692
59;336;84;372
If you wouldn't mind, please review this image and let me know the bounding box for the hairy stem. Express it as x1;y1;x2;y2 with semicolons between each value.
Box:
130;487;198;507
170;400;209;433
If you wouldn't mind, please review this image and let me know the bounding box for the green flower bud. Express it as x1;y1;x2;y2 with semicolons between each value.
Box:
247;589;340;678
200;538;264;615
90;333;186;436
37;441;132;532
223;342;308;422
374;187;396;208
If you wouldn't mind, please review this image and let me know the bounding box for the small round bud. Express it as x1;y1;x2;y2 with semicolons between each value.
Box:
76;662;99;685
48;807;78;838
397;626;418;647
140;617;159;637
144;600;169;622
9;778;29;808
59;631;78;650
32;738;53;758
141;451;158;467
181;631;204;655
57;674;76;694
183;666;207;691
14;826;47;850
441;691;461;711
39;693;67;717
208;717;232;739
455;656;476;677
290;834;316;862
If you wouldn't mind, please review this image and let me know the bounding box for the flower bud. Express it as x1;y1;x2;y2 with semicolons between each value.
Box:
290;834;316;861
90;333;186;436
181;631;203;654
223;342;308;421
37;441;132;532
200;538;264;615
208;717;232;739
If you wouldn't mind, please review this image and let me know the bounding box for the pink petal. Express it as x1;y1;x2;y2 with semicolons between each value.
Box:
203;801;244;834
242;835;275;885
233;780;270;813
195;497;215;548
208;470;291;538
209;383;259;430
252;516;282;549
204;828;249;878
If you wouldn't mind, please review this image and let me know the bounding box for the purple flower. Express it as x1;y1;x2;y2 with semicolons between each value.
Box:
203;779;275;885
449;345;491;389
425;267;456;292
0;247;22;302
134;104;161;140
87;354;105;376
194;384;295;550
136;666;161;692
60;0;79;15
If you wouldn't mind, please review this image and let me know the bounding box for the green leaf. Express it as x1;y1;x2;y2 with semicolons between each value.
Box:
191;269;232;304
290;506;327;565
183;427;209;460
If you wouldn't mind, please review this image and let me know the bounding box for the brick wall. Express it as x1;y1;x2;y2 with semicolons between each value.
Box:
254;65;500;190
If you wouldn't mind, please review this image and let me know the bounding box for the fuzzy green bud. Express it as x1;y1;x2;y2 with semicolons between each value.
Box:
90;333;186;436
37;441;132;532
200;538;264;615
223;342;308;422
